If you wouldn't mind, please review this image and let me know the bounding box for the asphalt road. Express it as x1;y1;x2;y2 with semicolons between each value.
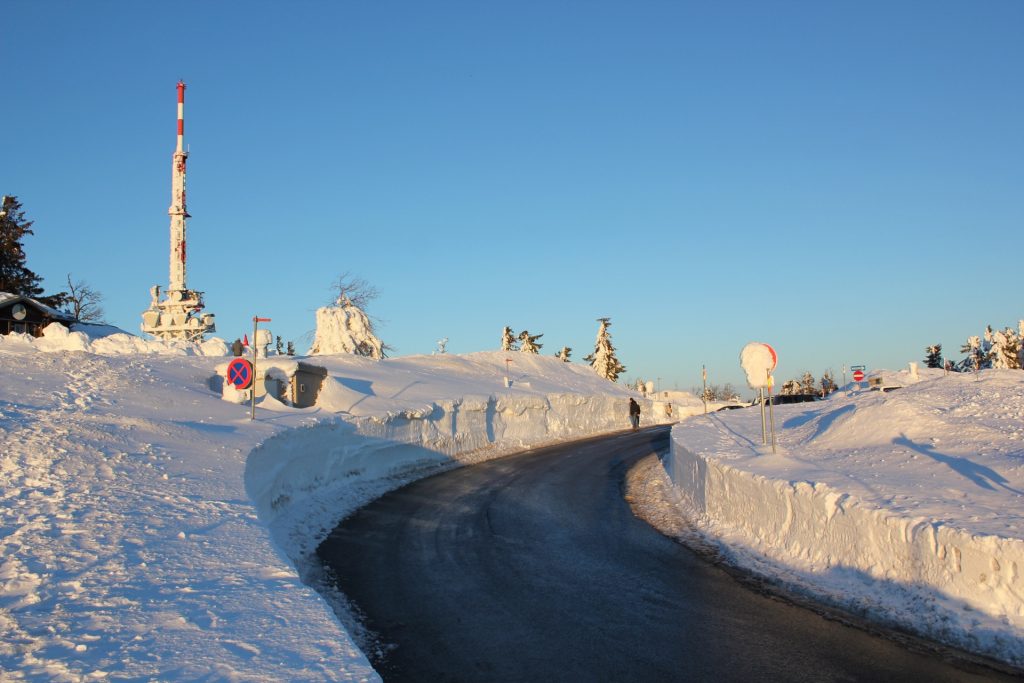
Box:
318;426;1017;682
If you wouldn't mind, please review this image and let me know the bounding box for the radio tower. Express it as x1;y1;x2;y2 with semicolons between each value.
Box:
141;80;216;342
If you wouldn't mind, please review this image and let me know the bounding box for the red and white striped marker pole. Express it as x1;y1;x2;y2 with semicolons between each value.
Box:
176;80;185;153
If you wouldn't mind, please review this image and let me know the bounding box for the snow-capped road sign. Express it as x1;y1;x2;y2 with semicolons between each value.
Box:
227;357;254;390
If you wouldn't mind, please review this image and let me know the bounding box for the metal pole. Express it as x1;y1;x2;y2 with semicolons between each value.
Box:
250;317;258;421
767;369;776;454
759;387;766;445
702;365;707;415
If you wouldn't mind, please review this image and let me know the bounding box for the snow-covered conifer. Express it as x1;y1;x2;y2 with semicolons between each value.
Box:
992;327;1021;370
800;371;816;395
584;318;625;382
519;330;543;353
556;346;572;362
310;295;386;359
501;326;517;351
958;334;989;372
780;379;800;396
820;371;836;396
924;344;943;369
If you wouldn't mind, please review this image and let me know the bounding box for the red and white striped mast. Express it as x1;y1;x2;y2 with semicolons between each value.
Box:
140;80;216;342
169;80;188;293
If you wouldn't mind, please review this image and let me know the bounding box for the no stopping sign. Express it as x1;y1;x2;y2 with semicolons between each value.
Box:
227;357;254;390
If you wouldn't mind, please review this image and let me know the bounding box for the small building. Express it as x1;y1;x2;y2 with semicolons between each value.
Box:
221;359;328;409
0;293;75;337
290;362;328;408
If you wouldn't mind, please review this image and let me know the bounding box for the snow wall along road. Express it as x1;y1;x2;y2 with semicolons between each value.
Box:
667;426;1024;667
245;392;667;563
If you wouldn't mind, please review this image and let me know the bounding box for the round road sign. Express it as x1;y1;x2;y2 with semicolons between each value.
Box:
852;369;865;382
227;357;254;390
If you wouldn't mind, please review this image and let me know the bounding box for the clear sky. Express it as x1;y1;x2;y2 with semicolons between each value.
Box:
4;1;1022;394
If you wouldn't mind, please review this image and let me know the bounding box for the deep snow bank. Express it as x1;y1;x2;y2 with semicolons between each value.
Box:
664;371;1024;666
247;392;634;521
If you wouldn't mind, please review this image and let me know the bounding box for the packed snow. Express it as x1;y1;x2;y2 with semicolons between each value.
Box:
0;324;666;680
644;366;1024;667
3;322;1024;678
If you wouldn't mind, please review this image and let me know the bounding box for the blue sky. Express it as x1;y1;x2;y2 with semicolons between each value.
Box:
4;1;1022;394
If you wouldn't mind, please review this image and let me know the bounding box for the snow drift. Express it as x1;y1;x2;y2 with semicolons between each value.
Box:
662;369;1024;667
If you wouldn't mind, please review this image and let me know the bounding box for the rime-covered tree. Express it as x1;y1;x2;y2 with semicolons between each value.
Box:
990;327;1022;370
310;293;387;358
924;344;943;369
584;317;625;382
519;330;543;353
820;371;838;396
0;196;64;307
958;335;989;372
501;326;517;351
800;371;816;395
556;346;572;362
780;379;801;396
327;272;380;310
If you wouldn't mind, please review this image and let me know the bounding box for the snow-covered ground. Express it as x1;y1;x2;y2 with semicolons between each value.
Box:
4;323;1024;678
0;324;662;681
645;366;1024;668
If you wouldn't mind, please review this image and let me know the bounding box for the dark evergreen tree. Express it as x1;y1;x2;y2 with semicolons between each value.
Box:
276;336;284;355
924;344;943;369
0;196;63;307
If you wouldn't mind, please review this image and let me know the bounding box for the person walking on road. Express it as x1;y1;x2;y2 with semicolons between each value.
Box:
628;398;641;430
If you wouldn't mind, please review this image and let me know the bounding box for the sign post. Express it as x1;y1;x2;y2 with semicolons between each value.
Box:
702;365;708;415
251;316;272;420
850;364;866;391
767;369;776;454
740;342;777;451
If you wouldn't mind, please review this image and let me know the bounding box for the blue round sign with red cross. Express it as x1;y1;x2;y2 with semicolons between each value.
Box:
226;357;254;390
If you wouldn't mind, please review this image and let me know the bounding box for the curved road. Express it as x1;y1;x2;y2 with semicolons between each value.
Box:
318;426;1014;682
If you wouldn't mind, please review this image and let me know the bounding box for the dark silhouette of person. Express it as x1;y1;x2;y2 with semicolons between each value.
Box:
629;398;641;430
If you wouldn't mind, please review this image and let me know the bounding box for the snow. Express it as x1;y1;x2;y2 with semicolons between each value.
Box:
5;321;1024;676
309;300;384;359
0;324;649;680
739;341;776;389
650;366;1024;667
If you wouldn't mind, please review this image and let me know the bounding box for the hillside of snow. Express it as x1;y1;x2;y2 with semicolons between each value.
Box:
0;325;656;680
652;368;1024;667
6;322;1023;677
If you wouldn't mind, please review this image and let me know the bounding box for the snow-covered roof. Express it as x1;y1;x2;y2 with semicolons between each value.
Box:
0;291;75;321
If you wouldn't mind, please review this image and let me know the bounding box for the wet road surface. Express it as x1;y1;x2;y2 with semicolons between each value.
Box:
319;426;1017;682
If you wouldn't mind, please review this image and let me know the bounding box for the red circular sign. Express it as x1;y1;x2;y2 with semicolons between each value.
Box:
852;370;865;382
227;357;254;390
